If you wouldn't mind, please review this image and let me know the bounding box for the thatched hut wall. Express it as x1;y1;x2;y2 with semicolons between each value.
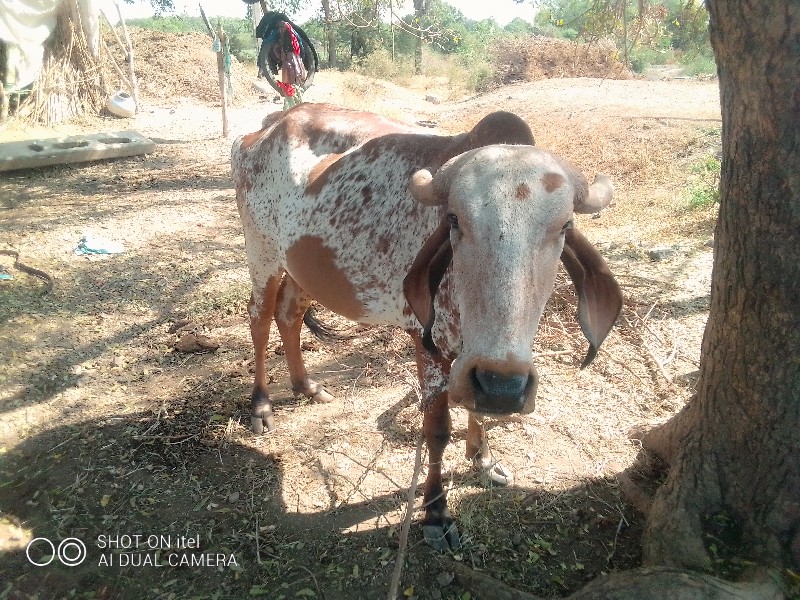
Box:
1;0;115;124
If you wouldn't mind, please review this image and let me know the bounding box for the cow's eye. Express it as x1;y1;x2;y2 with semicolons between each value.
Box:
561;219;574;233
447;213;459;229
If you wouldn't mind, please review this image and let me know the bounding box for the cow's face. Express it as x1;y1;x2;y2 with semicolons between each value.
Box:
404;145;621;416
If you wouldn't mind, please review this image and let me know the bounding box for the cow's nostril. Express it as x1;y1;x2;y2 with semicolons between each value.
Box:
472;368;529;398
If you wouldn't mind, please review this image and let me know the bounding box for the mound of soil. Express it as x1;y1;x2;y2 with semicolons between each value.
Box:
492;36;632;85
112;28;260;104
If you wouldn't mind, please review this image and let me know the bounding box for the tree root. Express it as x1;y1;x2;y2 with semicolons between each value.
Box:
445;561;786;600
444;558;544;600
615;469;653;515
637;399;698;465
565;567;785;600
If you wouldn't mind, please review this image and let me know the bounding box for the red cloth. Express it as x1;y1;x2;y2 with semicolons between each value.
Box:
285;22;300;55
276;81;296;96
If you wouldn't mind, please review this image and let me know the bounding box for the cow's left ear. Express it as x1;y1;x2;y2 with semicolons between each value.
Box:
403;219;452;354
560;228;623;368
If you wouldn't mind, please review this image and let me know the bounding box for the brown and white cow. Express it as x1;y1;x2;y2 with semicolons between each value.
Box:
231;103;622;551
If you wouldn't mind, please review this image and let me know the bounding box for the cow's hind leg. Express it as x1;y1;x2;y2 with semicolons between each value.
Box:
249;274;283;434
274;275;334;403
466;414;514;486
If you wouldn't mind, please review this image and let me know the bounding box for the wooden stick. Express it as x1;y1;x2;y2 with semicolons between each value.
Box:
643;341;674;384
112;1;139;107
0;82;7;123
216;24;229;137
387;433;424;600
199;3;214;37
99;10;127;54
198;3;229;136
100;35;133;92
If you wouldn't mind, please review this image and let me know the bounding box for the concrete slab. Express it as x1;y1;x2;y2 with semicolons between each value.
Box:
0;130;156;172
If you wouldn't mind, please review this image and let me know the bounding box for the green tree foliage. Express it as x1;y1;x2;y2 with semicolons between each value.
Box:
504;17;537;35
665;0;709;51
126;0;714;83
122;0;174;16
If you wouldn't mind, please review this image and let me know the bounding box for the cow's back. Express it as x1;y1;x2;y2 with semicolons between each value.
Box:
232;104;446;328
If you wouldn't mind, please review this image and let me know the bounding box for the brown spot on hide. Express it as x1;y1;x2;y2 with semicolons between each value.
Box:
542;172;566;193
305;154;343;195
377;235;390;255
239;130;264;152
285;236;365;321
515;183;531;200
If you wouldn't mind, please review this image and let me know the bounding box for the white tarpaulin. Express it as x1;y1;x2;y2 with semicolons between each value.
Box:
0;0;99;90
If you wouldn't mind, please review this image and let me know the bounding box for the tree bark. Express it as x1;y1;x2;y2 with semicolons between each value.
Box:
639;0;800;570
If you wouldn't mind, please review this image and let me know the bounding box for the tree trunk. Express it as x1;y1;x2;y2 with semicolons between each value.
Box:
320;0;336;68
639;0;800;570
413;0;428;75
414;35;423;75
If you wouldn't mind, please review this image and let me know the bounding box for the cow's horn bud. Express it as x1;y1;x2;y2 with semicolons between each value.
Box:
576;173;614;214
409;169;443;206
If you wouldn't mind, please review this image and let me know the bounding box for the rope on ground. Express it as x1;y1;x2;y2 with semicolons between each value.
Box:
0;249;54;294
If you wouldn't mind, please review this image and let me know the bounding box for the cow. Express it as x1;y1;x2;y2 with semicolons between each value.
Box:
230;103;623;551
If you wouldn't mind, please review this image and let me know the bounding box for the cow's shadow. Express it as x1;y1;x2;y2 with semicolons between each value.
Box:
0;375;643;600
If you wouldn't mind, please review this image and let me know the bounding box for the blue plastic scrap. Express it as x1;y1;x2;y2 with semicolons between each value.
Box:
75;235;126;255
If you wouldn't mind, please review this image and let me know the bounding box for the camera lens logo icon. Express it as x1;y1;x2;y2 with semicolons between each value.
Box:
26;537;87;567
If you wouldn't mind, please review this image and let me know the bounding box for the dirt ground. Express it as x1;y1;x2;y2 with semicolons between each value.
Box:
0;50;723;600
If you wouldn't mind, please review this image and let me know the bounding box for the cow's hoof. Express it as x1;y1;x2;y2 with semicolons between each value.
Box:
292;383;335;403
250;409;275;434
477;460;514;486
422;522;461;552
312;387;334;403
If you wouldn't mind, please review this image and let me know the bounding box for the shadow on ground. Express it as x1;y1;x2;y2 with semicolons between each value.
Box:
0;387;643;600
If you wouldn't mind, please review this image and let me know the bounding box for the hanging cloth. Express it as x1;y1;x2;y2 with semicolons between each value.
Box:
255;11;318;98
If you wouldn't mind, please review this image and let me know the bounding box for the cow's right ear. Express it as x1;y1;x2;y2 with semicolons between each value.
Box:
403;219;452;354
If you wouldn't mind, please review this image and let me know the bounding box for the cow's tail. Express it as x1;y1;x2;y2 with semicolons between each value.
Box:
302;307;354;342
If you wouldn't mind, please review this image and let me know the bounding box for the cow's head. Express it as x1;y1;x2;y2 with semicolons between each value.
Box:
403;145;622;416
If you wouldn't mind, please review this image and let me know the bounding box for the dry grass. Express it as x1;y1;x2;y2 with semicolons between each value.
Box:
491;36;632;87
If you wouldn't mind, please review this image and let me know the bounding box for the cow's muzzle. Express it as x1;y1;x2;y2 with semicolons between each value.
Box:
469;366;538;415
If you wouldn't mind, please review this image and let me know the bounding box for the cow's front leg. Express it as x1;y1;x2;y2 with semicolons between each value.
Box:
422;390;461;552
466;414;514;486
248;274;283;434
274;275;333;403
410;331;460;551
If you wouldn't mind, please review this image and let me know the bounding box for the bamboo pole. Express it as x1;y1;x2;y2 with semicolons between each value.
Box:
216;24;229;137
100;30;133;92
0;81;7;123
100;10;128;54
199;4;229;137
112;1;139;108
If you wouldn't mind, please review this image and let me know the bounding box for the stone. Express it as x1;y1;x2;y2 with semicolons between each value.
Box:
0;131;155;172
